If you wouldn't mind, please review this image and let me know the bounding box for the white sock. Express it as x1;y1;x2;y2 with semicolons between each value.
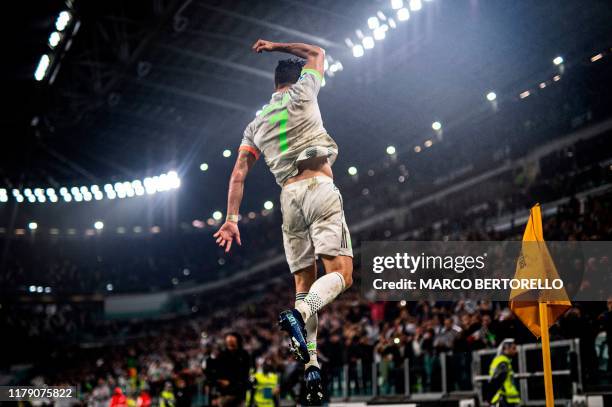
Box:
296;292;319;369
295;272;345;322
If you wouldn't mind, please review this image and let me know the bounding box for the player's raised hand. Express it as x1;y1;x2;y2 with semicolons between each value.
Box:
213;222;242;253
252;39;276;53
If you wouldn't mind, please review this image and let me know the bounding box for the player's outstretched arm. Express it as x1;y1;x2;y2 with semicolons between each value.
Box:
252;39;324;78
213;151;257;253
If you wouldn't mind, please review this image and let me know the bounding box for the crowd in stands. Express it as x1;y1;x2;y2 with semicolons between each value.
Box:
1;187;611;405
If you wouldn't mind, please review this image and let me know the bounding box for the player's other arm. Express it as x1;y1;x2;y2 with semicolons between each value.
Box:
252;39;324;78
213;150;257;253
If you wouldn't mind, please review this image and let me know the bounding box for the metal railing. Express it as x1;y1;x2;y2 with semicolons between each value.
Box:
325;339;583;405
471;339;581;406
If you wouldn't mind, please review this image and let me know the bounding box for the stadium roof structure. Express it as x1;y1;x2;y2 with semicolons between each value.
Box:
5;0;612;216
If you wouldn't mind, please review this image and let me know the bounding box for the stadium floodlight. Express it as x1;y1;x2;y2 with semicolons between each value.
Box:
200;163;209;171
44;287;51;293
29;285;36;293
519;90;530;99
264;200;274;210
34;55;50;81
157;174;169;192
55;11;71;31
48;31;61;48
24;188;33;197
28;222;38;230
432;121;442;131
143;177;156;194
94;221;104;230
486;91;497;101
167;171;181;189
114;182;124;193
391;0;403;10
94;192;103;200
46;188;55;196
388;18;397;29
27;196;36;203
362;36;374;50
352;44;364;58
106;190;117;199
63;194;72;202
591;53;603;62
222;149;232;158
386;145;396;155
409;0;422;11
414;145;422;153
82;193;92;201
553;75;561;82
373;26;386;41
348;166;358;176
424;139;433;147
73;194;83;202
212;211;223;221
90;184;100;193
397;8;410;21
553;56;564;66
37;195;47;203
0;195;7;203
367;16;380;30
133;184;145;196
60;187;68;195
16;195;24;203
49;195;58;203
106;283;113;291
36;286;43;293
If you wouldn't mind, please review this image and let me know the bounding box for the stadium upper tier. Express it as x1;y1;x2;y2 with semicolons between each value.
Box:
1;116;611;295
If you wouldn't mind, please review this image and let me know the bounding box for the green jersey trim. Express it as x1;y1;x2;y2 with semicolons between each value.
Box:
300;68;323;82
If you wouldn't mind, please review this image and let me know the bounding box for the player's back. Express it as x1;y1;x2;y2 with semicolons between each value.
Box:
239;69;338;186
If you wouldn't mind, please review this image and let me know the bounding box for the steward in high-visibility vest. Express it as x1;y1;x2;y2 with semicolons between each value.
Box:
247;359;279;407
488;339;520;406
159;382;176;407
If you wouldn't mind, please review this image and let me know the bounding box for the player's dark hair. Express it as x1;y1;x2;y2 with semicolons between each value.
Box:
274;58;306;88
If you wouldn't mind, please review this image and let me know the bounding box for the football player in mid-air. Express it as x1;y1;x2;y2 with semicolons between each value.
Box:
214;38;353;405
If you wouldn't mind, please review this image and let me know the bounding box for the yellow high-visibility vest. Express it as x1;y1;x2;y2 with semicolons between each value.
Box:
248;372;278;407
159;390;175;407
489;355;520;405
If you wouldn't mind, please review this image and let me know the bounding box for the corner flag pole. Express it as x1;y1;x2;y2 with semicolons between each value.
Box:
538;301;555;407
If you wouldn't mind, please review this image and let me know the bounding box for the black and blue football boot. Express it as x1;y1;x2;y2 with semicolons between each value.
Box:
278;309;309;363
304;365;324;406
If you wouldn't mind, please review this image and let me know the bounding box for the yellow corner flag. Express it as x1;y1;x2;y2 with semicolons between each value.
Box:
509;204;572;407
509;204;572;338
